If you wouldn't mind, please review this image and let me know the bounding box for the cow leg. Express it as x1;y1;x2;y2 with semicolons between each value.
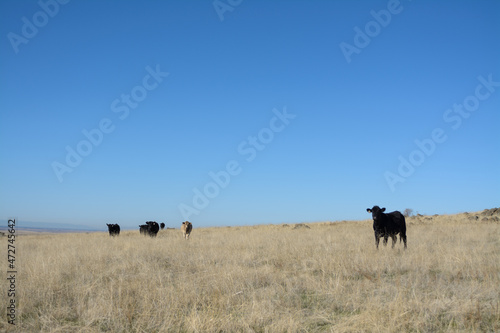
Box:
375;232;380;249
401;233;407;249
383;235;388;246
391;235;397;248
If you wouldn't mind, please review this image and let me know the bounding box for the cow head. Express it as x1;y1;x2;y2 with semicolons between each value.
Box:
367;206;386;220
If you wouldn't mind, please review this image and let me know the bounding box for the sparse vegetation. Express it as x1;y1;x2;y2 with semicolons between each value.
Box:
403;208;414;217
1;211;499;332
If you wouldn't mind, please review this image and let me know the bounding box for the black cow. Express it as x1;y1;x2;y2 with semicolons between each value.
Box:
366;206;407;249
146;221;160;237
160;222;165;230
106;223;120;236
139;224;148;235
139;221;160;237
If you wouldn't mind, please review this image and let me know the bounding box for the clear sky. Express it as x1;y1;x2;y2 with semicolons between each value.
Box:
1;0;499;230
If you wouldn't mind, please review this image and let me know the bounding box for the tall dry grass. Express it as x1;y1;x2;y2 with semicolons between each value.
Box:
1;213;499;332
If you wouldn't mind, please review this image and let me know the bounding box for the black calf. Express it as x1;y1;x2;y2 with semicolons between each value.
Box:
106;223;120;236
366;206;407;249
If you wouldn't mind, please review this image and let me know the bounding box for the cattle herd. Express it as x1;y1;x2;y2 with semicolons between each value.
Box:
105;206;408;250
107;221;193;240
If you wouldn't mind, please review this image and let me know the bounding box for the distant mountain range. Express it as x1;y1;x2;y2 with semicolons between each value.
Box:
0;220;101;233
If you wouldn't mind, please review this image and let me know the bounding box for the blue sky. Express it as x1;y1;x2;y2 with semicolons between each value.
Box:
1;0;499;230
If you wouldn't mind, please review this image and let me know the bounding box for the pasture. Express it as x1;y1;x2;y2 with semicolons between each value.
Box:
1;211;499;332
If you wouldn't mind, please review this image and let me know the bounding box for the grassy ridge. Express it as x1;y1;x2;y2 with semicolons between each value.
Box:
1;213;499;332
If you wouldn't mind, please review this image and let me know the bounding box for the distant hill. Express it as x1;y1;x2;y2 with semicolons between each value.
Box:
0;220;101;233
1;208;498;234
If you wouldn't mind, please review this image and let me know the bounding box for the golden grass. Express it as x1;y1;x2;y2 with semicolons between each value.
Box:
1;212;499;332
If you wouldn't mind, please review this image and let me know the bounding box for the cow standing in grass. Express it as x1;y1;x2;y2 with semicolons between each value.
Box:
139;224;148;235
181;221;192;240
106;223;120;236
146;221;160;237
139;222;159;237
366;206;407;249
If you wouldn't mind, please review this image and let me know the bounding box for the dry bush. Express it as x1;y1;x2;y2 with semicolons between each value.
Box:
1;213;499;332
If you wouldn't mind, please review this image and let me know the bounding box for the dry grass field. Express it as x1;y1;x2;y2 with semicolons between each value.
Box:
1;210;499;332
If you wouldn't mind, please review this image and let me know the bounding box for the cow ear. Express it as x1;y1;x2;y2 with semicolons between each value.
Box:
381;208;386;212
366;208;372;213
